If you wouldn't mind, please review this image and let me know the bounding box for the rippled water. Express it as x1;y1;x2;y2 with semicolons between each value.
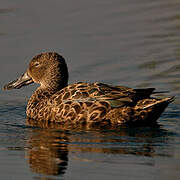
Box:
1;0;180;179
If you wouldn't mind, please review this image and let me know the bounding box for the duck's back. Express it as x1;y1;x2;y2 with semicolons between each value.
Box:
34;82;172;128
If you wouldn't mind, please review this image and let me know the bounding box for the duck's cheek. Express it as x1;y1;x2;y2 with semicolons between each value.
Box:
31;77;39;83
27;70;39;84
31;74;41;83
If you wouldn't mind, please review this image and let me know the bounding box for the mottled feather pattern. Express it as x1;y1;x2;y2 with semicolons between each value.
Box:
4;52;174;129
27;81;173;128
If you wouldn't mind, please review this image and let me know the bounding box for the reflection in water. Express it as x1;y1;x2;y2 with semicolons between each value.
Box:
26;124;69;176
26;119;173;178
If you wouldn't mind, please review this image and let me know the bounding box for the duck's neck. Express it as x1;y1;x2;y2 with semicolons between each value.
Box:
26;84;67;119
30;83;67;102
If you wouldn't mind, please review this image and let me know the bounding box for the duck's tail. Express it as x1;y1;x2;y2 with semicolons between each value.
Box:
132;96;175;126
142;96;175;110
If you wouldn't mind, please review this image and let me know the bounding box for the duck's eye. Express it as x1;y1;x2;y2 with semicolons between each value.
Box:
34;62;40;67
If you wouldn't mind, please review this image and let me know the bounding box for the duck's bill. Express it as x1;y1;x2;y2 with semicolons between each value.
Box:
3;72;34;90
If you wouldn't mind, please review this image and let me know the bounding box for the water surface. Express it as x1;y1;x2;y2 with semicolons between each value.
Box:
0;0;180;179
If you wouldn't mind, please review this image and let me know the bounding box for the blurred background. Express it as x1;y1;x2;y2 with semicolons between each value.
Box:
0;0;180;179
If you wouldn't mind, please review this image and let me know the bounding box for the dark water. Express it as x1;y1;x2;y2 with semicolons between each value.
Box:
1;0;180;179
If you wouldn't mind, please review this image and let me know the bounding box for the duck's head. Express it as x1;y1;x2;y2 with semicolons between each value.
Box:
3;52;69;90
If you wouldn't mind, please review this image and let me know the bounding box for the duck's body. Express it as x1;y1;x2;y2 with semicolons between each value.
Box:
4;52;174;128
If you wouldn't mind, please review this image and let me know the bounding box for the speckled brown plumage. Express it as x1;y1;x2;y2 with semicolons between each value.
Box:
4;52;175;129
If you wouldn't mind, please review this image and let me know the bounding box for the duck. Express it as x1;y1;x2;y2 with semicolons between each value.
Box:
3;52;175;128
